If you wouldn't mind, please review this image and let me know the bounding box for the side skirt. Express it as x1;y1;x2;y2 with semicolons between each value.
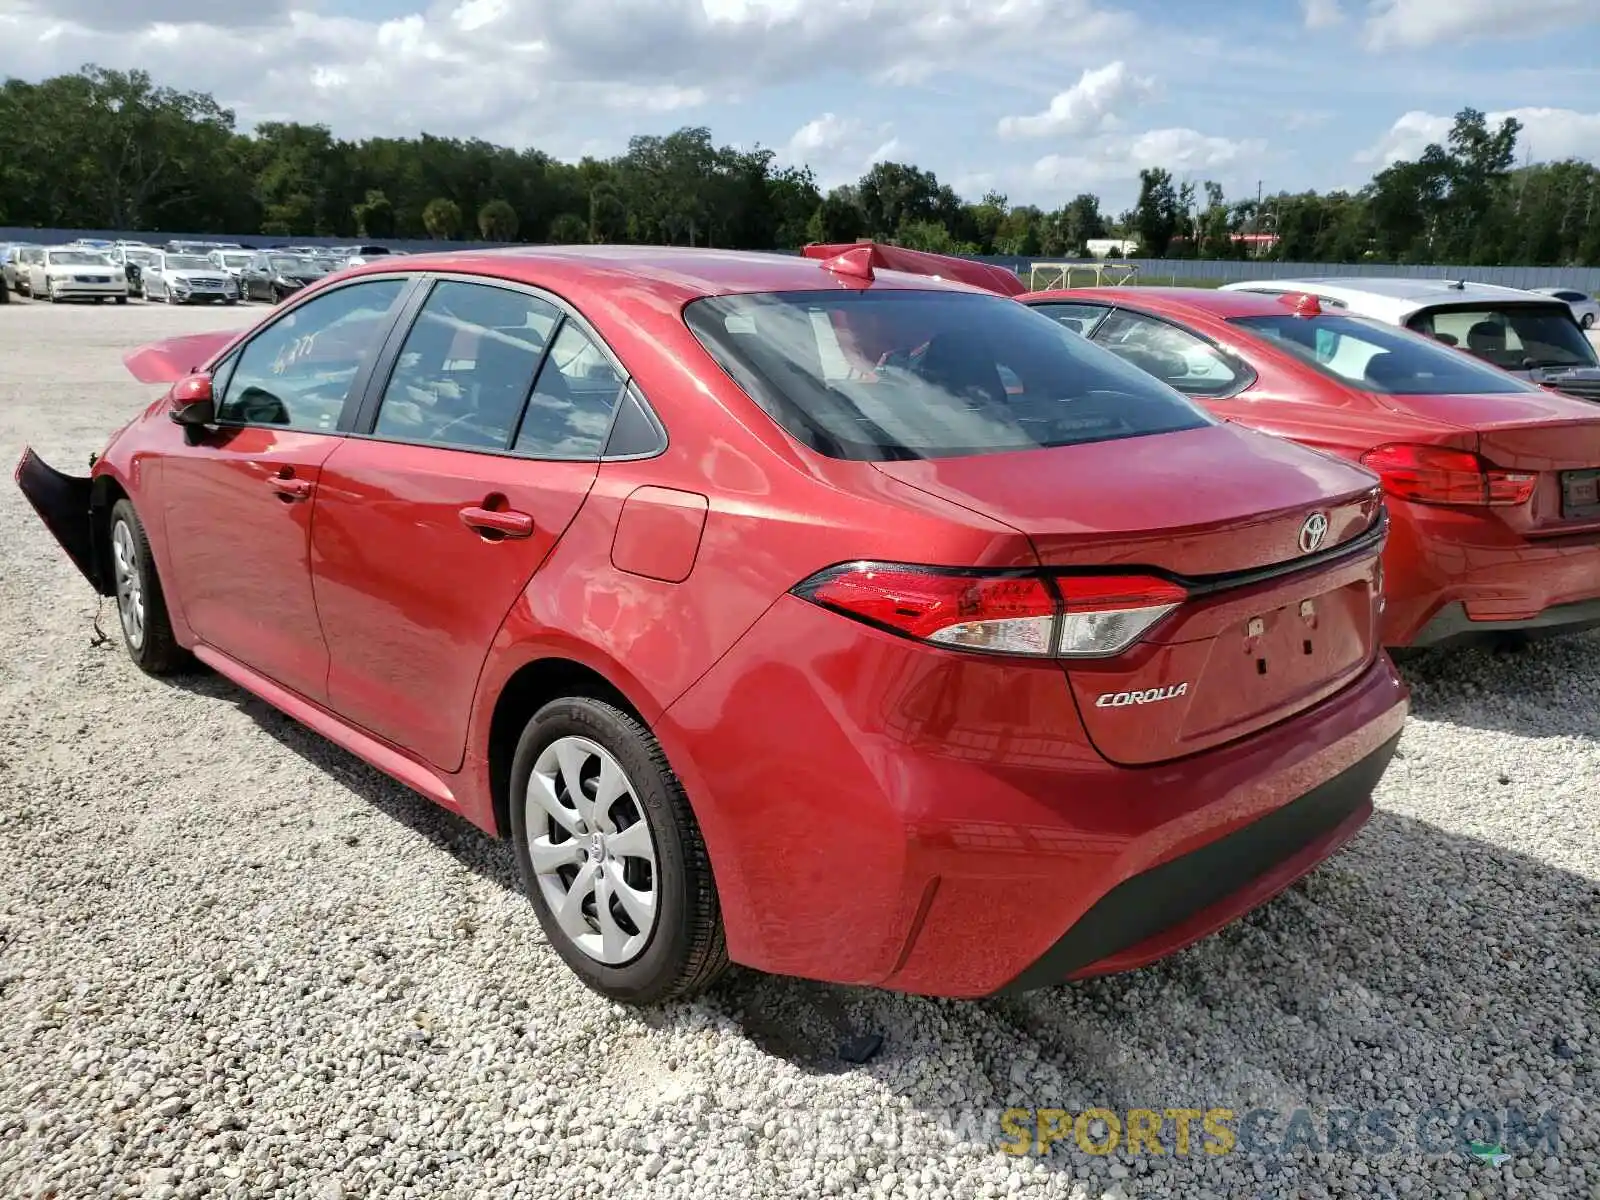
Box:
192;643;464;816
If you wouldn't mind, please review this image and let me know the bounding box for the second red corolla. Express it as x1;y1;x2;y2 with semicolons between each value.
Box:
1021;285;1600;650
18;245;1407;1004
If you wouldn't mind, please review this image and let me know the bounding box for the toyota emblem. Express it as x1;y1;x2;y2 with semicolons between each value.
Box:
1298;511;1330;554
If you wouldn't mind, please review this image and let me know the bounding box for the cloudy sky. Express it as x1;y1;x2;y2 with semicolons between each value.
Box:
2;0;1598;210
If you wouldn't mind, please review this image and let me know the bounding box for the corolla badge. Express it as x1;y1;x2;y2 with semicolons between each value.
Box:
1095;683;1190;708
1298;511;1330;554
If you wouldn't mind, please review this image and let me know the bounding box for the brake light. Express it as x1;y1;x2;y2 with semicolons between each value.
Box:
1359;443;1536;507
792;563;1184;658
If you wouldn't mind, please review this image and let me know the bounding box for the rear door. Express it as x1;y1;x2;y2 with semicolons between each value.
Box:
311;277;630;771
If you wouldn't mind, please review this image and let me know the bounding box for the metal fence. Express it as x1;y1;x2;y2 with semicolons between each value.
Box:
4;226;1598;292
968;256;1600;292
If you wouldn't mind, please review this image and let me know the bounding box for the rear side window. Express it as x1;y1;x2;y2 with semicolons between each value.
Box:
511;322;627;458
1233;313;1546;396
684;290;1213;461
1404;305;1597;370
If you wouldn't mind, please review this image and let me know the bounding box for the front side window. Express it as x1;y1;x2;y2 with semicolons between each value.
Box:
1404;304;1597;370
373;281;560;451
1233;312;1548;396
685;289;1213;461
219;279;406;430
1086;310;1251;397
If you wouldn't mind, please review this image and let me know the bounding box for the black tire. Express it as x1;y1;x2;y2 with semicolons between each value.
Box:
509;697;727;1005
1584;313;1595;330
115;295;128;305
107;499;189;676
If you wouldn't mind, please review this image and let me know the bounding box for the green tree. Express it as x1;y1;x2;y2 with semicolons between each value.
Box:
352;189;394;238
1132;168;1183;258
547;212;588;243
808;188;866;243
421;197;462;239
478;198;519;241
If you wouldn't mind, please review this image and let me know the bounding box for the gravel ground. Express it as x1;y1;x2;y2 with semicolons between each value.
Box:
1;300;1597;1200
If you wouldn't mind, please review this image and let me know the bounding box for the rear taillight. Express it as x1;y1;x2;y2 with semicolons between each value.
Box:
1359;443;1536;508
792;563;1184;658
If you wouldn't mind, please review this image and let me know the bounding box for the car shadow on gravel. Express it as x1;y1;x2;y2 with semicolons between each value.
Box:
1396;631;1600;741
702;811;1599;1193
168;671;525;892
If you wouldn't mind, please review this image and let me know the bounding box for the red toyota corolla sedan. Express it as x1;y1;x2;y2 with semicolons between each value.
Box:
15;244;1408;1004
1015;286;1600;650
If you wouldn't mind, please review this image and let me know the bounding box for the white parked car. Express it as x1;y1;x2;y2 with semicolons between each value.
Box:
1531;286;1600;330
208;249;256;281
1219;276;1600;401
28;246;129;304
140;252;239;305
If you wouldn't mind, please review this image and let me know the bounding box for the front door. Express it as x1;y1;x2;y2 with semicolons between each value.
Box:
161;276;410;700
311;279;627;771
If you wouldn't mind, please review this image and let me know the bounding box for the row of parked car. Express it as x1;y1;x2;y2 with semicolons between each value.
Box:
0;238;405;305
13;242;1600;1004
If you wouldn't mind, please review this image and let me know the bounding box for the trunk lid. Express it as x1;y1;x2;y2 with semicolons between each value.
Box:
123;330;240;384
873;423;1388;765
1374;390;1600;530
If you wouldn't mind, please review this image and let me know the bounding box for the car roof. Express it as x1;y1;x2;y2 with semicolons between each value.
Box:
338;244;988;303
1218;275;1558;321
1028;285;1296;321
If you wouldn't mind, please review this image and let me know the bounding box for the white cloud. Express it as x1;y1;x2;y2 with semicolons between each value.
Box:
0;0;1132;156
1357;106;1600;166
996;61;1155;140
1030;128;1266;189
1301;0;1344;29
783;113;904;189
1362;0;1595;49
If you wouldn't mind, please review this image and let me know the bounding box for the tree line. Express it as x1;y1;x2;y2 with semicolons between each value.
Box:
2;65;1598;266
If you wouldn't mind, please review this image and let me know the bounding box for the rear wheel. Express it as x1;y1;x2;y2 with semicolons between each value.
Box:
509;697;727;1005
1584;312;1595;329
115;295;128;305
108;500;188;676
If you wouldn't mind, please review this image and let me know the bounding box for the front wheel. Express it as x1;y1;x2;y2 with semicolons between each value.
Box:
107;500;189;676
115;295;128;305
1584;312;1595;330
509;697;728;1005
46;281;58;303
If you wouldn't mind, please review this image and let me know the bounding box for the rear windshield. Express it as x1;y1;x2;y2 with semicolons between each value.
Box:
684;290;1213;460
1402;304;1596;370
1232;313;1546;396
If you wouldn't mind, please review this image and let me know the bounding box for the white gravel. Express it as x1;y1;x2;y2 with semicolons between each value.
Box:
1;300;1596;1200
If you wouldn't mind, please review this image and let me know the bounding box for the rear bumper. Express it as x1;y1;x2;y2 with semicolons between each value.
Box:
996;734;1395;992
659;593;1409;997
1381;500;1600;647
1408;597;1600;650
13;448;107;593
